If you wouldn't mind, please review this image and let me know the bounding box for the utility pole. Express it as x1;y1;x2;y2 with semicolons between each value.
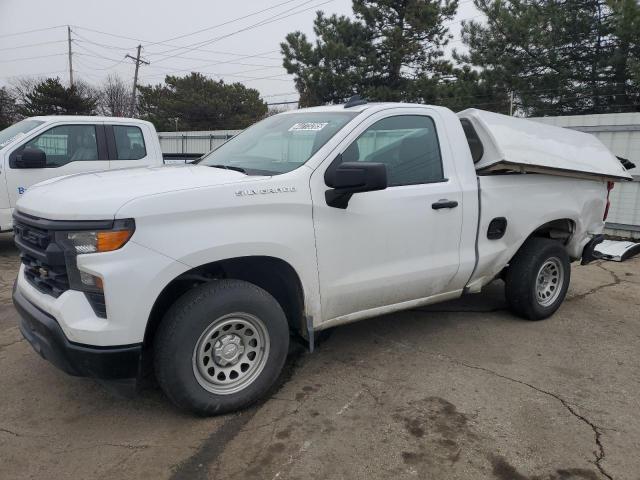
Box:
125;45;149;115
509;91;514;116
67;26;73;87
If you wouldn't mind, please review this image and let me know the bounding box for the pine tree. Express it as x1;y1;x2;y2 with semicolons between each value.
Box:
281;0;459;106
137;73;268;131
17;78;97;117
458;0;640;115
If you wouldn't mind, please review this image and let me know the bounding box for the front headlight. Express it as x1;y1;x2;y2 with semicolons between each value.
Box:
56;219;135;293
63;220;135;255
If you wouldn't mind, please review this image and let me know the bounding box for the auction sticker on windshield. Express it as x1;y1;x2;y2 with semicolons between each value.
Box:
288;122;329;132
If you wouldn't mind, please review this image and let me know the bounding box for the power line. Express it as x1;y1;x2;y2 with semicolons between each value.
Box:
226;73;291;82
73;42;125;63
0;69;67;79
75;53;127;70
144;52;280;67
0;25;65;39
71;26;281;61
72;33;133;52
0;40;67;52
142;50;287;78
0;53;66;63
148;0;316;58
150;0;334;64
146;0;306;47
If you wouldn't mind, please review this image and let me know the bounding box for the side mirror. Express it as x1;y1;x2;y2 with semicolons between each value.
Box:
14;147;47;169
324;159;387;209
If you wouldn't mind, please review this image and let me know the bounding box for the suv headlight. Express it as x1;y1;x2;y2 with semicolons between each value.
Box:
56;219;135;292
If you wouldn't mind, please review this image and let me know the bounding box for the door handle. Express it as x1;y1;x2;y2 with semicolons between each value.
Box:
432;199;458;210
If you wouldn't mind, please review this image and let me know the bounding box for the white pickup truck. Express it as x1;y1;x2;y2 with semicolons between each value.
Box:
11;100;631;415
0;116;164;232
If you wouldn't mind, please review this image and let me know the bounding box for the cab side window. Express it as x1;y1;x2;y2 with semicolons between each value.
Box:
24;125;98;167
113;126;146;160
342;115;444;187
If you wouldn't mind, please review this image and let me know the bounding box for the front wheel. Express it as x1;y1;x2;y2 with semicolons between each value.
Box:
154;279;290;415
505;238;571;320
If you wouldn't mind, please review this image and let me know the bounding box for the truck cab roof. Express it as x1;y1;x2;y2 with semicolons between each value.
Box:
284;102;443;115
28;116;155;127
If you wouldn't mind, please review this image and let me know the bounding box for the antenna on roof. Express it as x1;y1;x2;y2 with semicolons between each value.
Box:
344;95;367;108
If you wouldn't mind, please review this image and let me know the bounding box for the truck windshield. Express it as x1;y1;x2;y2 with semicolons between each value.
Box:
199;111;359;175
0;119;45;148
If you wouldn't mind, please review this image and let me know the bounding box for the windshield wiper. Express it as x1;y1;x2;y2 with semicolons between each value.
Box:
209;164;247;174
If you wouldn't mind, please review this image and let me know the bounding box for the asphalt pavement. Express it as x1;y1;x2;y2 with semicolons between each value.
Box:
1;231;639;480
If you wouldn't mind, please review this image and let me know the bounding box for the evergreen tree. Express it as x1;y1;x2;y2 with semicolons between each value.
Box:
137;73;268;131
281;0;459;106
458;0;640;115
17;78;97;117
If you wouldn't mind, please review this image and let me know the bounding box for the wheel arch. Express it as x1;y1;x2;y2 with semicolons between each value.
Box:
525;218;577;246
142;255;307;359
495;218;577;282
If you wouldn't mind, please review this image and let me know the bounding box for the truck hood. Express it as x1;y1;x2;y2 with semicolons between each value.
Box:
16;164;264;220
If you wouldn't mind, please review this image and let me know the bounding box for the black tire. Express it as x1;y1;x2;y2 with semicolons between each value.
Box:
154;279;289;416
505;238;571;321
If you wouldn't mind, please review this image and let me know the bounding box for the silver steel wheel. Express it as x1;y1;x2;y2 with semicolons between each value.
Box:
192;312;270;395
535;257;564;307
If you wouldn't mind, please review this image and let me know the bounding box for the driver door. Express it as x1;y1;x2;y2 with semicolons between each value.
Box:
7;123;109;208
310;109;464;323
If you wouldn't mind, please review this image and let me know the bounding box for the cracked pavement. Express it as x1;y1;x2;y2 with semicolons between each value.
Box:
1;231;639;479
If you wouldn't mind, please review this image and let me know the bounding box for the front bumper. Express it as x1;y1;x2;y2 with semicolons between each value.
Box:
0;207;12;232
13;282;142;380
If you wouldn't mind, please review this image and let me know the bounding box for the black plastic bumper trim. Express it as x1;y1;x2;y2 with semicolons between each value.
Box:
581;234;605;265
13;282;141;380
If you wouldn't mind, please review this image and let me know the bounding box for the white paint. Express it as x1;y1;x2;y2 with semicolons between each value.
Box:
458;108;632;181
13;102;612;347
0;116;164;230
530;112;640;235
595;239;640;262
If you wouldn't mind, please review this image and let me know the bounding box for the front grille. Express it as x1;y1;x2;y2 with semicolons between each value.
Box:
14;217;69;298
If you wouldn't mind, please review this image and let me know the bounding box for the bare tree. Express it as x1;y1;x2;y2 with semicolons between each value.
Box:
0;87;16;129
98;75;132;117
10;77;38;117
264;105;291;117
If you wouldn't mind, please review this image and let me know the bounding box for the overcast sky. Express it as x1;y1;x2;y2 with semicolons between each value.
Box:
0;0;479;105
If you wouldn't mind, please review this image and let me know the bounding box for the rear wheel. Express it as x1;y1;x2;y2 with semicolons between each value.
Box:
154;279;289;415
505;238;571;320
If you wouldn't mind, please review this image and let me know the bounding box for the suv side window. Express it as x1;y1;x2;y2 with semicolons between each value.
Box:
342;115;444;187
24;124;98;167
113;125;146;160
